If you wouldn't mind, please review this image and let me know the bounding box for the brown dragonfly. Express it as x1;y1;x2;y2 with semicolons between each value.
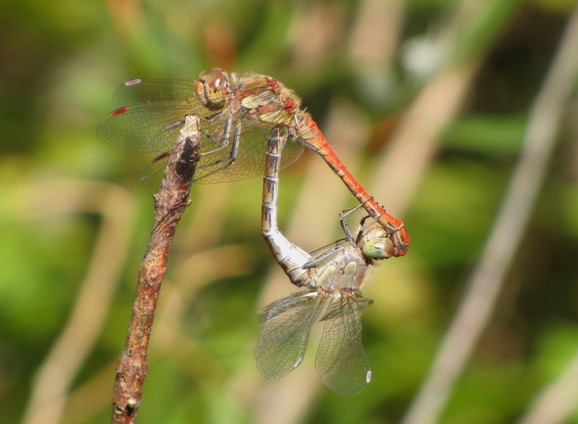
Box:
98;69;409;256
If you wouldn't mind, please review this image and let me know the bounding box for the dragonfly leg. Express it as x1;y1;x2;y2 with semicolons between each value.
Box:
338;205;366;244
192;117;243;181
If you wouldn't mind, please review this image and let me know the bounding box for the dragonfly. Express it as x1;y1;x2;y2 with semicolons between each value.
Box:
98;69;409;256
255;127;393;395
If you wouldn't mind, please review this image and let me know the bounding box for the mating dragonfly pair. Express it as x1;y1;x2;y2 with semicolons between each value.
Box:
99;69;410;395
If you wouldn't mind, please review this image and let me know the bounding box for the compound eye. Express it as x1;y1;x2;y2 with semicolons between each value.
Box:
205;69;226;90
362;237;394;260
196;68;229;110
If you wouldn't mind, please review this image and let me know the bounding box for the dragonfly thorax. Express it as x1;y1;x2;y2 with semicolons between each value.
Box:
312;251;368;292
239;76;302;126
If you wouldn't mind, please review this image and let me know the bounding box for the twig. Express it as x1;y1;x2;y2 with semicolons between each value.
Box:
402;5;578;424
112;116;201;423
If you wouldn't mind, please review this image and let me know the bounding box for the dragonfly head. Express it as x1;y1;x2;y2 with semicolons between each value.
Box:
359;226;395;261
196;68;230;110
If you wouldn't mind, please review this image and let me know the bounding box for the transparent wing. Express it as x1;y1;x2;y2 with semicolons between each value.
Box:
315;294;372;395
98;79;304;183
97;101;201;152
193;119;303;184
133;119;303;184
304;238;350;269
111;78;199;107
255;291;326;380
98;78;218;152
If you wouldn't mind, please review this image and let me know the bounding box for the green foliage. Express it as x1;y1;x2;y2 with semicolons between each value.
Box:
1;0;577;423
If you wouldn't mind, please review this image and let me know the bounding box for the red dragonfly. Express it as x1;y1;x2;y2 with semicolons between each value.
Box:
257;127;393;395
98;69;409;256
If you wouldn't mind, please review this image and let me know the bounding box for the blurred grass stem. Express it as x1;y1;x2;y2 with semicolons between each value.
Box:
402;5;578;424
21;181;134;424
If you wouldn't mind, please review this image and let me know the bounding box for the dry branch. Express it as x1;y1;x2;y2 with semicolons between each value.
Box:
112;116;201;423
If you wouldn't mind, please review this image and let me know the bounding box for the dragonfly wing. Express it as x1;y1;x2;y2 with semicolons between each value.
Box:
192;118;304;184
315;295;372;395
99;79;217;153
304;239;350;269
99;109;303;182
255;291;326;380
99;78;304;182
97;101;200;152
111;78;199;107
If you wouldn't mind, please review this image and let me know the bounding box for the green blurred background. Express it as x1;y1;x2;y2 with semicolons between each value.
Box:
2;0;578;423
